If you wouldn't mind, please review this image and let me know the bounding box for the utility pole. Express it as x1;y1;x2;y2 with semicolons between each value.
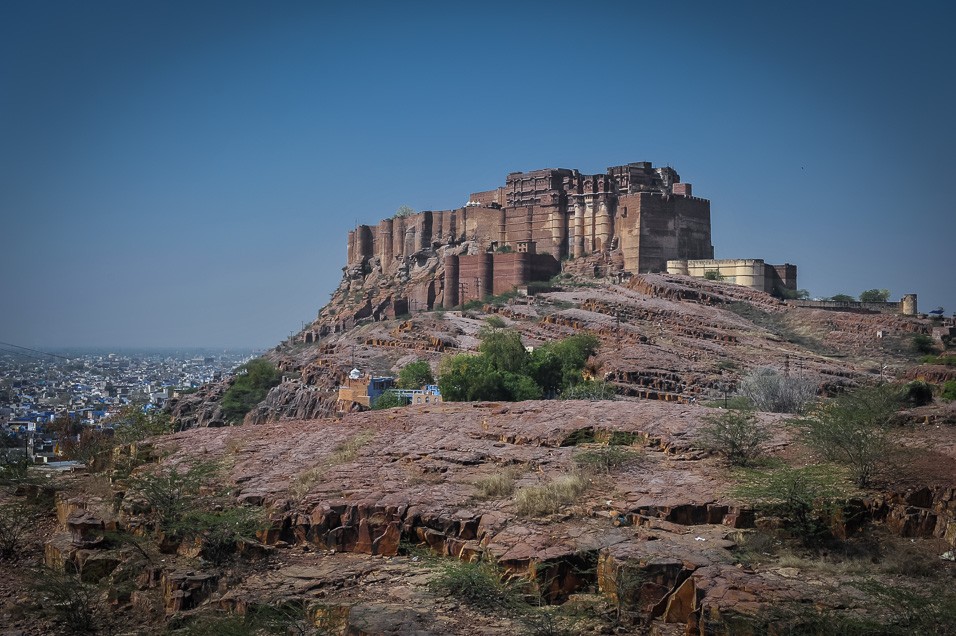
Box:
616;308;621;347
877;330;886;383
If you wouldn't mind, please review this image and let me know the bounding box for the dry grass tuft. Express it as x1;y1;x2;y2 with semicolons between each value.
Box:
289;430;376;500
514;474;587;517
473;467;522;499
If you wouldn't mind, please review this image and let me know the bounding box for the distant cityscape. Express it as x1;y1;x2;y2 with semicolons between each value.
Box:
0;347;257;462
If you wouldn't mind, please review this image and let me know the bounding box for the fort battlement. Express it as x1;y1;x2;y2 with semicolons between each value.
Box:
347;161;714;284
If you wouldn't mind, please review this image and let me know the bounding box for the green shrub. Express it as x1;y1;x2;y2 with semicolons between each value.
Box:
739;366;817;414
531;334;600;395
371;389;407;409
829;293;856;302
851;579;956;634
0;452;29;484
901;380;934;407
911;334;936;355
479;327;530;373
180;606;310;636
773;287;810;300
126;460;221;533
438;329;598;403
127;459;267;562
726;602;883;635
732;465;849;546
943;380;956;401
428;558;522;611
0;502;35;560
109;406;174;443
172;505;265;564
220;359;282;423
437;353;541;402
573;446;640;475
560;380;616;401
703;270;723;281
921;354;956;367
31;569;110;634
698;408;770;466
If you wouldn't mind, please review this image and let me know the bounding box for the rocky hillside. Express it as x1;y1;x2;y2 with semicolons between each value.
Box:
168;252;932;428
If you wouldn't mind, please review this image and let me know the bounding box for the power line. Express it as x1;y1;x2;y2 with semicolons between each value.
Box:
0;341;71;361
0;345;49;361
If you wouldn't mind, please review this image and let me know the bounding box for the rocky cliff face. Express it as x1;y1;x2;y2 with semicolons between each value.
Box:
61;397;952;634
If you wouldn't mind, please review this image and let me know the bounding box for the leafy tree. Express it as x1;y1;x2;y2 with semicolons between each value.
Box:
478;327;529;374
530;333;599;395
48;413;81;446
220;359;282;423
437;354;484;402
394;204;415;218
859;288;891;303
699;408;770;466
829;293;856;302
500;371;543;401
795;385;901;488
397;360;434;389
703;270;723;281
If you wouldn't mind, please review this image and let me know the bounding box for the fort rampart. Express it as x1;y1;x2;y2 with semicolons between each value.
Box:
347;161;714;282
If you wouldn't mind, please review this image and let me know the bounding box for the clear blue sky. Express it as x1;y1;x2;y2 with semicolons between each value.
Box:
1;1;953;348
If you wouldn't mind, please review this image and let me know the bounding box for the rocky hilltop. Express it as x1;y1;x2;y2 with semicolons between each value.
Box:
169;249;930;428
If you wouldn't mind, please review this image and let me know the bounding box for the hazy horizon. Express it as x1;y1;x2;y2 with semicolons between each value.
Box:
2;0;953;349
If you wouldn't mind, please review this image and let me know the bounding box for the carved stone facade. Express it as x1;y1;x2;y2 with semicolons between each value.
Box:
347;161;714;277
